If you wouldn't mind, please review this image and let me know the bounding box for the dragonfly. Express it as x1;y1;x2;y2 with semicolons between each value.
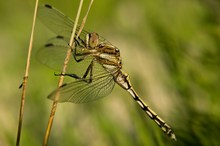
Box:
37;4;176;140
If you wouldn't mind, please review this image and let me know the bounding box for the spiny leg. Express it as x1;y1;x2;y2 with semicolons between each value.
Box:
55;59;94;83
54;73;81;79
74;36;87;47
73;38;89;62
82;59;94;82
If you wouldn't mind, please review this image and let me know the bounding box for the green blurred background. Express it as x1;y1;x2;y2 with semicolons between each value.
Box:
1;0;220;145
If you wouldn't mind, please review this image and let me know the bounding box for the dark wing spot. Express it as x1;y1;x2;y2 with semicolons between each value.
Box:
45;4;52;9
45;43;54;47
19;82;23;89
56;35;64;39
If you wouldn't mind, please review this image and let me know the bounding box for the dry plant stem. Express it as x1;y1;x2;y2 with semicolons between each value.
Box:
16;1;39;146
76;0;94;38
42;0;95;145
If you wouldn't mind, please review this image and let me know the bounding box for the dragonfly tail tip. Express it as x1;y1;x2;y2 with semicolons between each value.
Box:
171;133;177;141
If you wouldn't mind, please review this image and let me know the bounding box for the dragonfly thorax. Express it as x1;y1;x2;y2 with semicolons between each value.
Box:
93;42;122;75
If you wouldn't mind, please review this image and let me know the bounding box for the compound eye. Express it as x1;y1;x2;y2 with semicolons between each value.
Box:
115;48;120;52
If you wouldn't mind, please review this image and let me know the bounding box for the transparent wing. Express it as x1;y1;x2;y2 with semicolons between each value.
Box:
38;4;81;40
36;36;95;74
37;4;111;44
36;36;70;71
48;66;115;103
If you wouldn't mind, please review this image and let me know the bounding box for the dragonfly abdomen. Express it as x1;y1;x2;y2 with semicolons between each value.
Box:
127;87;176;140
114;71;176;140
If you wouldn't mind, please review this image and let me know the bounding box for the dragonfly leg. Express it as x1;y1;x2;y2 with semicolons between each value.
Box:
54;73;81;79
73;38;87;62
73;37;94;62
82;59;94;83
73;54;87;62
54;59;94;83
74;36;87;47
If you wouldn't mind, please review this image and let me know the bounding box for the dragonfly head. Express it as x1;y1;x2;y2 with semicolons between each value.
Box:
87;32;99;48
